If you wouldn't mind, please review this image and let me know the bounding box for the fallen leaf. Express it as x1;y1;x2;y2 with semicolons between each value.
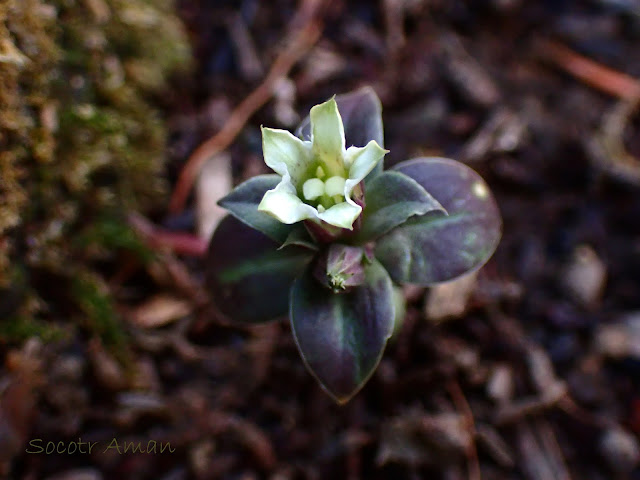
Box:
129;294;192;328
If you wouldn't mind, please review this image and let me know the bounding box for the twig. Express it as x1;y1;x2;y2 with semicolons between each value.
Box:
169;3;323;214
440;32;500;107
382;0;406;53
494;384;568;426
226;12;263;81
557;396;609;429
207;411;277;470
589;97;640;185
128;213;207;257
535;40;640;184
535;39;640;100
536;419;573;480
448;380;481;480
517;420;572;480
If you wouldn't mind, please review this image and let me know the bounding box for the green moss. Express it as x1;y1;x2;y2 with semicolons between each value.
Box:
71;274;128;354
75;215;155;264
0;316;67;344
0;0;191;346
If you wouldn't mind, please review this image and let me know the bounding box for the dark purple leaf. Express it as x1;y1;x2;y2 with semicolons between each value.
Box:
206;215;313;323
278;226;318;251
375;157;502;285
290;258;394;403
357;171;446;243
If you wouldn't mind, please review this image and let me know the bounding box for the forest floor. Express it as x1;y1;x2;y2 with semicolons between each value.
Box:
5;0;640;479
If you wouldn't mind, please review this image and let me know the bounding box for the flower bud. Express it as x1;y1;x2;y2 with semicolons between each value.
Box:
314;244;367;293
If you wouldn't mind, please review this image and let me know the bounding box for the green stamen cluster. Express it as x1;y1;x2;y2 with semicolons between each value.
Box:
301;166;347;212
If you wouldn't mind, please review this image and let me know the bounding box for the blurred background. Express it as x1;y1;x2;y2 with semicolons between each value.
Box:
2;0;640;478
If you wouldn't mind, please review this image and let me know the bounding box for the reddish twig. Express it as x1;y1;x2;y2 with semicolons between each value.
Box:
536;39;640;100
169;4;323;214
128;213;207;257
448;380;481;480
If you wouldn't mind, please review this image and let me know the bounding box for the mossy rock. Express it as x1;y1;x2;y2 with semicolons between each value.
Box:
0;0;191;345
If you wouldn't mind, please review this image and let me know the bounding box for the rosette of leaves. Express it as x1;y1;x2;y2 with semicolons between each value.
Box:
206;87;502;403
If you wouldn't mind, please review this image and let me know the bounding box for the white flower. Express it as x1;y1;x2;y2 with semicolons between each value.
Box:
258;98;387;230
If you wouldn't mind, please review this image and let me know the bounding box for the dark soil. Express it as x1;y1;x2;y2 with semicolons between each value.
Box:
5;0;640;479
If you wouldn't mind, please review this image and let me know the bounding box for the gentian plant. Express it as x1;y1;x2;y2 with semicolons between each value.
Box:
206;87;501;403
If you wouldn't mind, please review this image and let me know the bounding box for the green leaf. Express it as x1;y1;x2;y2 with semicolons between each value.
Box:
357;171;446;243
375;157;502;285
297;87;384;182
218;174;294;244
206;216;313;323
290;258;395;403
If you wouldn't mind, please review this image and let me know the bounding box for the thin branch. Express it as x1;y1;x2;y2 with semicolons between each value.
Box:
128;213;207;257
535;39;640;100
169;3;323;214
448;380;482;480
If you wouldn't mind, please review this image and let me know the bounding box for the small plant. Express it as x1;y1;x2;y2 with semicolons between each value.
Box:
206;87;502;403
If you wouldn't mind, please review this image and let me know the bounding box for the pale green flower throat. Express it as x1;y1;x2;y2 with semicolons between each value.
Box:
301;166;347;213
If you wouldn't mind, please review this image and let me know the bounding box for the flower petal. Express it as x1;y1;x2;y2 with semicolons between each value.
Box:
258;179;318;224
310;98;345;176
342;140;388;217
317;201;362;230
262;127;313;185
345;140;388;185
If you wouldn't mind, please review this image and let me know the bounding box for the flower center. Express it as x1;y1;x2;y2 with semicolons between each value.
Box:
302;174;347;212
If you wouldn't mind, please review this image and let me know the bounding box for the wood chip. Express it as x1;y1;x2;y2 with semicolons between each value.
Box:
562;245;606;308
196;154;233;242
439;33;500;107
599;427;640;473
425;271;478;322
461;108;528;162
487;363;514;404
596;312;640;359
377;411;472;467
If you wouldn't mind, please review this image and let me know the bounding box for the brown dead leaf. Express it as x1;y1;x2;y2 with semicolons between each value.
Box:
377;410;472;467
128;294;192;328
87;338;127;391
425;271;478;322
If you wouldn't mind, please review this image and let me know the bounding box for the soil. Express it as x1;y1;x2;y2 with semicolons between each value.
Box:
5;0;640;479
